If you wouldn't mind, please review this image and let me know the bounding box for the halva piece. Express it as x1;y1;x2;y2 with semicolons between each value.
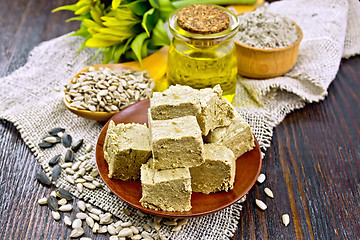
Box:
197;85;236;135
150;115;205;169
140;163;192;212
103;121;151;181
150;85;201;120
204;110;255;158
190;143;236;194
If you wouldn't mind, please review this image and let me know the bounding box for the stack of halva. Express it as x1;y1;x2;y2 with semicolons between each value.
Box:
103;85;255;212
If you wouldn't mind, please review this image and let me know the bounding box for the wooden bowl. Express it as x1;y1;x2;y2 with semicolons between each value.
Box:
95;99;262;218
235;22;303;79
64;64;137;122
64;46;168;122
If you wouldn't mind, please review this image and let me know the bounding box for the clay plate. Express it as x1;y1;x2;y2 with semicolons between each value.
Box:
95;99;262;218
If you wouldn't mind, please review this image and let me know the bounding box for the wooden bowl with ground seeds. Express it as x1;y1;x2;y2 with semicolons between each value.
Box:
234;16;303;79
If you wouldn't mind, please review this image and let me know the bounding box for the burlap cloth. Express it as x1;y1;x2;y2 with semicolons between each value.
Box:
0;0;359;239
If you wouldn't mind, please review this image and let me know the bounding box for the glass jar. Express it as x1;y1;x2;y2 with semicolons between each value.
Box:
167;5;239;102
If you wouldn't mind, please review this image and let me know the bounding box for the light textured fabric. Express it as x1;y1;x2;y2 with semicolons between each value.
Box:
0;0;359;239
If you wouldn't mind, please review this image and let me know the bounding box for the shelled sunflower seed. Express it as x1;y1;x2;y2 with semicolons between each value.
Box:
77;201;86;212
107;224;117;235
255;199;267;210
64;216;72;226
86;216;95;228
264;187;274;198
58;198;67;206
70;227;85;238
90;169;99;177
257;173;266;184
43;136;59;143
52;211;61;221
38;197;47;205
64;67;154;112
59;204;73;212
85;144;93;153
50;191;57;198
92;222;100;233
118;228;133;237
282;214;290;226
61;162;73;168
65;168;76;175
72;218;83;229
88;213;100;222
76;212;88;220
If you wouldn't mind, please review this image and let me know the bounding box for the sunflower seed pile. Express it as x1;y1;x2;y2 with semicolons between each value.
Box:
64;67;154;112
254;172;291;226
38;189;187;239
36;127;189;239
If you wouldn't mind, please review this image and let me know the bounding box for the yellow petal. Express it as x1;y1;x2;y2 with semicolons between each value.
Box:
74;5;90;15
92;33;129;42
85;38;123;48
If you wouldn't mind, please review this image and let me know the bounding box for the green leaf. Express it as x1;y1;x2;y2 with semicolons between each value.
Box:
65;14;89;22
77;40;88;53
141;8;159;37
150;19;170;46
125;49;137;61
112;0;121;9
127;0;149;16
102;46;114;64
141;39;150;58
69;24;91;38
150;0;176;21
91;48;102;62
130;32;148;64
52;3;79;13
123;36;135;54
113;37;133;63
113;44;125;63
149;0;159;8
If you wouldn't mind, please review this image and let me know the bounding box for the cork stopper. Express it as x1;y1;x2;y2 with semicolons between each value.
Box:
177;4;230;34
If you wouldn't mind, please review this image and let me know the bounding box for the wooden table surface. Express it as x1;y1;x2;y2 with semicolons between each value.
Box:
1;0;359;239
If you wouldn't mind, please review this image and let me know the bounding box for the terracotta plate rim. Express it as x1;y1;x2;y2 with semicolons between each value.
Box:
95;99;262;218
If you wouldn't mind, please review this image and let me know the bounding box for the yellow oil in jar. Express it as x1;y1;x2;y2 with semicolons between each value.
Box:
167;39;238;102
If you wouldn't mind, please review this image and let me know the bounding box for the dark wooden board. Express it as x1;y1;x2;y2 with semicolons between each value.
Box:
1;0;360;239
